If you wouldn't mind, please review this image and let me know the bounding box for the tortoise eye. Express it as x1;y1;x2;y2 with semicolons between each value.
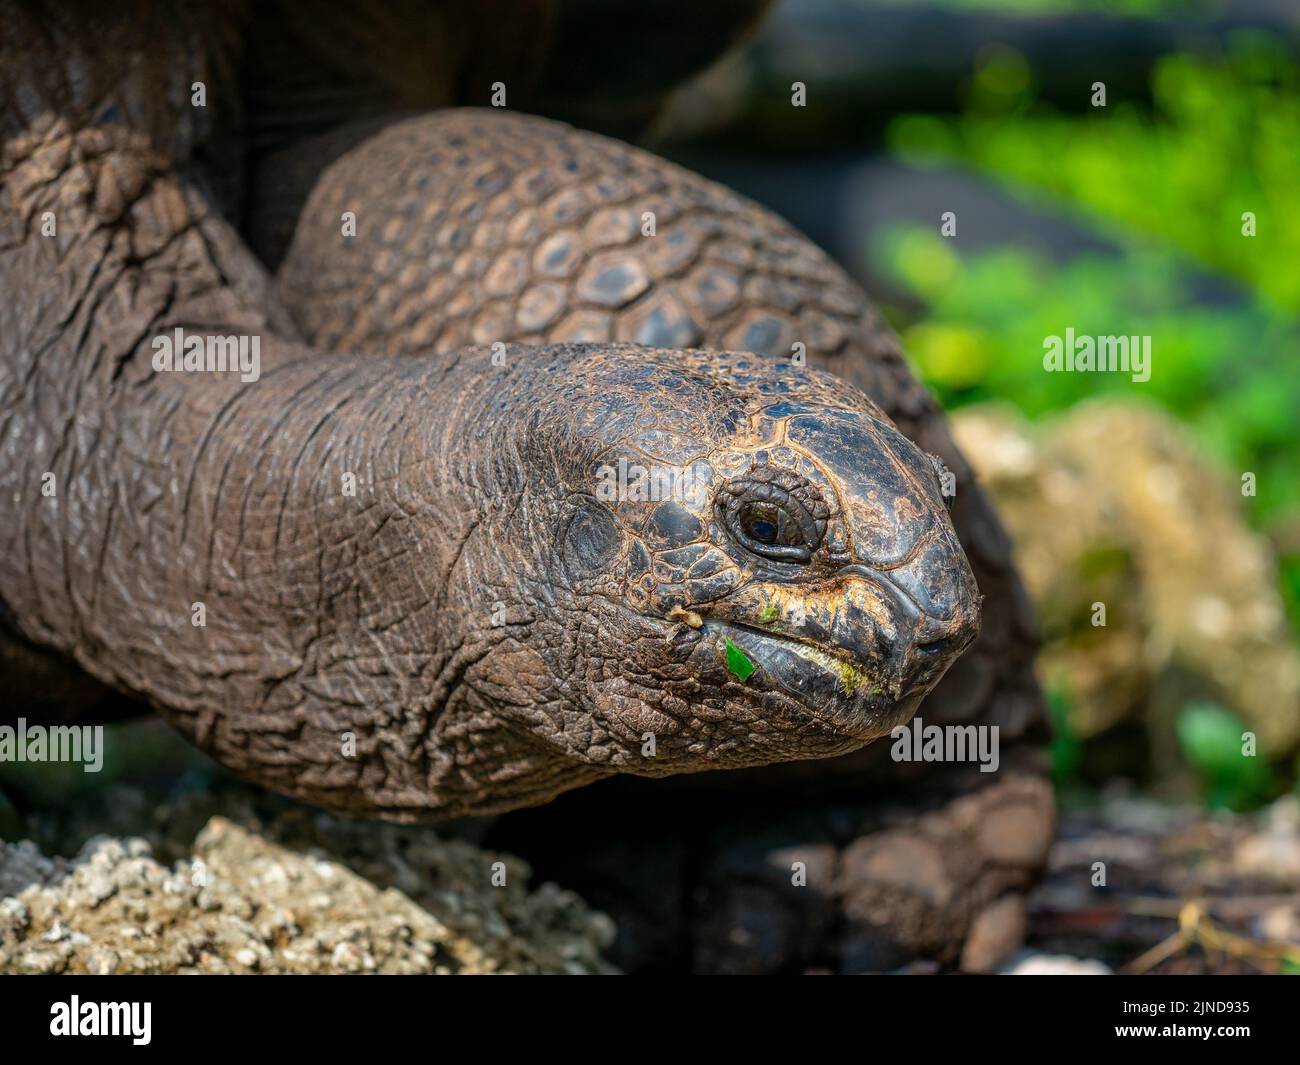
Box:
746;512;778;544
716;466;829;564
739;502;803;549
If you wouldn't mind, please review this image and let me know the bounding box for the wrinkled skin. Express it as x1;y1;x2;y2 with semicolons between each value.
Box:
0;1;1051;969
389;345;982;787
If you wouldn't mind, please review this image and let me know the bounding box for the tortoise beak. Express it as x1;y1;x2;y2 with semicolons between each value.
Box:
700;531;980;736
841;534;983;700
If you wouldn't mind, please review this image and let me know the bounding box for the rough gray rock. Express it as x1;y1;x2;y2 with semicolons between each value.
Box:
1027;790;1300;974
952;401;1300;757
0;790;615;975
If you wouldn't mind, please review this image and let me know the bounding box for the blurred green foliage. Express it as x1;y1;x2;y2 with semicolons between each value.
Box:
874;229;1300;524
1046;680;1082;787
0;719;211;810
876;44;1299;521
872;0;1201;13
1175;702;1276;810
874;35;1300;804
891;33;1300;311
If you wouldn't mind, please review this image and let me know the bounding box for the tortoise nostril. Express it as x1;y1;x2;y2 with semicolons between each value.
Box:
894;632;971;698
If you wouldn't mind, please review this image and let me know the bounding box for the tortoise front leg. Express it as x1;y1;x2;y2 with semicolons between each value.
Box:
692;768;1055;973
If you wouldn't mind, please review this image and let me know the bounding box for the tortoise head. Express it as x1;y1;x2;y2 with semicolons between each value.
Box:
493;346;981;779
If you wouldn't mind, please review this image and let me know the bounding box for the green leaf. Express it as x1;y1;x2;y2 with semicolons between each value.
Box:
1176;701;1275;810
724;639;756;681
1177;702;1250;778
1045;679;1080;787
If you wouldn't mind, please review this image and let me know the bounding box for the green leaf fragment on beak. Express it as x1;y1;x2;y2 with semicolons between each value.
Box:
758;606;778;625
724;639;756;681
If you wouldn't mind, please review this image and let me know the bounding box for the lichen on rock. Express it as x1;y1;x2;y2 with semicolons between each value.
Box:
0;789;615;975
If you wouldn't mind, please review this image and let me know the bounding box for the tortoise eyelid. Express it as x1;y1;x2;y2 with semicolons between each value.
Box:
715;469;825;564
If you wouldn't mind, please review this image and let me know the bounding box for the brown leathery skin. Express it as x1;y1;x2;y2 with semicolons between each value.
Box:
277;109;1047;785
1;3;1050;968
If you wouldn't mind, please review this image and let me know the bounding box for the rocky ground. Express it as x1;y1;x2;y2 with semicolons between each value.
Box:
4;749;1296;974
0;778;614;975
1021;790;1300;975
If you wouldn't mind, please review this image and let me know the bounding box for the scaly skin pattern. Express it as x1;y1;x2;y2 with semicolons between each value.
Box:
277;110;1048;787
1;3;1051;967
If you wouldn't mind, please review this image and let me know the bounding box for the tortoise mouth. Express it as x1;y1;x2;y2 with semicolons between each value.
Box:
702;618;924;738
